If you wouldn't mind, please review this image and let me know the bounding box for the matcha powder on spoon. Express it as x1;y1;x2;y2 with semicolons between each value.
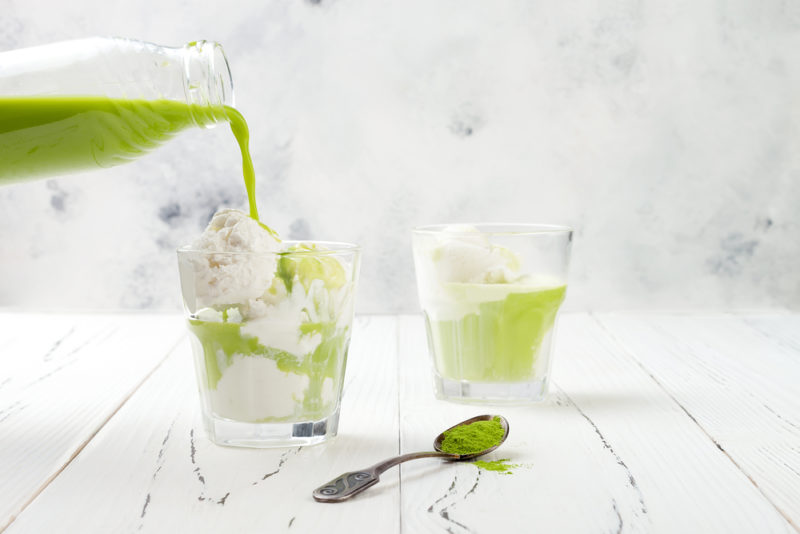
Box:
439;416;522;475
440;416;506;455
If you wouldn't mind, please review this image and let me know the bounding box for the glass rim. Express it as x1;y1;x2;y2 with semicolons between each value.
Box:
413;223;573;236
177;240;360;256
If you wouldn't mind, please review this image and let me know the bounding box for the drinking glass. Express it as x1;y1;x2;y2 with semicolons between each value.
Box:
412;224;572;403
177;242;360;447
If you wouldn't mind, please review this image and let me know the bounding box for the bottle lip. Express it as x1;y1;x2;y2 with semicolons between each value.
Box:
208;41;235;108
182;40;235;126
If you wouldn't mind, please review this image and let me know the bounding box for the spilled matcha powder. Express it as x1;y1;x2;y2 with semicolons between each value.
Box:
440;416;506;455
473;459;520;475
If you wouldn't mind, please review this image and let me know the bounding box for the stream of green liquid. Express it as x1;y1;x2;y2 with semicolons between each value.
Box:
0;96;259;219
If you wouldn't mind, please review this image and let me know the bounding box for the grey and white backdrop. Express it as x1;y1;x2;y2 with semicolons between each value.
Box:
0;0;798;313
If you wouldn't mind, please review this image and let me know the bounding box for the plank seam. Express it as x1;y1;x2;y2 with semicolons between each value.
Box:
396;317;403;534
0;333;186;534
590;313;800;533
558;388;647;517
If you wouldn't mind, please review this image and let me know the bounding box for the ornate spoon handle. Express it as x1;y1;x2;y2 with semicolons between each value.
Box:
312;451;459;503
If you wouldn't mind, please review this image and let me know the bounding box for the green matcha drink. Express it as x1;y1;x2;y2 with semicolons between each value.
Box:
179;213;360;446
181;240;357;429
427;283;567;382
0;96;259;219
188;317;351;423
413;224;572;402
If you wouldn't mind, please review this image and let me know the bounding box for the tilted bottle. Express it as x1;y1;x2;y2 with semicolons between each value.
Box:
0;37;234;183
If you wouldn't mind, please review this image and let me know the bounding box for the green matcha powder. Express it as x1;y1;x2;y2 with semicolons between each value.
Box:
439;417;520;474
440;417;506;455
472;459;520;475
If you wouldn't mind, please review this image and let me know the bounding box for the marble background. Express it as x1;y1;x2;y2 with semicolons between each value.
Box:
1;0;798;313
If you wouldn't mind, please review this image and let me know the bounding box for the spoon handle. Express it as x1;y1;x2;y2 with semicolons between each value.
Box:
312;451;458;503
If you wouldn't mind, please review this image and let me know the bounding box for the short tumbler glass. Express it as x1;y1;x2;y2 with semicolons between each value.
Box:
412;224;572;403
177;242;360;447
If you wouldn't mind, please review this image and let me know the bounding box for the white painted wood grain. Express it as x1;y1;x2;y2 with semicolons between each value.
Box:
742;314;800;354
6;316;401;534
0;312;183;531
4;312;799;534
595;313;800;531
396;313;795;533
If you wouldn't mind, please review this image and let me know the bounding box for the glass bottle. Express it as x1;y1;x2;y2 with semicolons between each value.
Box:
0;37;234;184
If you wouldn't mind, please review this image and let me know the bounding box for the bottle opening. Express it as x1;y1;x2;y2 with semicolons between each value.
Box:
209;42;235;109
182;40;235;127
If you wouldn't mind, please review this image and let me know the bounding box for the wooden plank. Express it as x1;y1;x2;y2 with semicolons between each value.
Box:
742;314;800;353
595;313;800;531
0;312;183;532
6;316;400;534
396;313;794;533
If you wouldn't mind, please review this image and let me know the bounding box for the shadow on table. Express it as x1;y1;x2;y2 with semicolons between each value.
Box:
549;388;651;411
315;433;399;458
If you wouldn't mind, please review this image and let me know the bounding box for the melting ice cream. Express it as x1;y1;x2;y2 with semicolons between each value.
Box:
180;209;356;424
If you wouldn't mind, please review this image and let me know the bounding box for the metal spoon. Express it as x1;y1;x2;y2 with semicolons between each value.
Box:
312;414;509;503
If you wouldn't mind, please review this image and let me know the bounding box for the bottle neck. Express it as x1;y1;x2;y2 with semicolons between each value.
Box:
181;41;234;127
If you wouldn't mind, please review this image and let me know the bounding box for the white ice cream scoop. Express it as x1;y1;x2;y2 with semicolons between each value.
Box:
186;209;282;315
431;225;520;284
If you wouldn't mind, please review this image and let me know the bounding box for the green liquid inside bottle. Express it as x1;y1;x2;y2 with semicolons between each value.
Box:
0;96;259;220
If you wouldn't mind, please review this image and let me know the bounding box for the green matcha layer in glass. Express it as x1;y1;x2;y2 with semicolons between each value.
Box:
426;282;567;383
187;312;351;424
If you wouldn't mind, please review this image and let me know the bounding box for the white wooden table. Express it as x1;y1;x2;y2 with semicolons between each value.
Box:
1;311;798;533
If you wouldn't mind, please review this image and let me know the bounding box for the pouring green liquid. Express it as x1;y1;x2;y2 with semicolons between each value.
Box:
0;96;259;220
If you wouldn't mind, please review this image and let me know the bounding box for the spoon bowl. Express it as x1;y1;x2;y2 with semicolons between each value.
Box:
433;414;510;460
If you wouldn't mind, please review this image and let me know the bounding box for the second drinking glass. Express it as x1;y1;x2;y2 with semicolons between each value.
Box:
413;224;572;403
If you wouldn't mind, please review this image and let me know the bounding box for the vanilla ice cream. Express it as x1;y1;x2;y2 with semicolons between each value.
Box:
429;224;521;284
185;209;281;315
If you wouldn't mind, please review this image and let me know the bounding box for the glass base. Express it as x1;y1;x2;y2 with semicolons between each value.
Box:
434;374;549;404
201;410;340;448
